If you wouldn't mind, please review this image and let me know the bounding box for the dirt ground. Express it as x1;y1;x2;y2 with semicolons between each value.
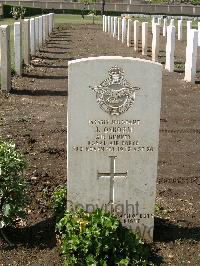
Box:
0;22;200;265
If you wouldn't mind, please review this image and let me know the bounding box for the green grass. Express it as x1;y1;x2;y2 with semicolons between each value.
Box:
54;14;102;25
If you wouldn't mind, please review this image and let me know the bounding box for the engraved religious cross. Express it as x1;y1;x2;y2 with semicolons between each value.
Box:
97;156;128;204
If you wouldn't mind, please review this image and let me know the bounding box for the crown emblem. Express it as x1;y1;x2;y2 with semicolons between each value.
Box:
90;65;140;116
108;66;124;77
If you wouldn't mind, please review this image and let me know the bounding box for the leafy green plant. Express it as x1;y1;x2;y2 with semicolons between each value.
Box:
56;208;152;265
52;185;67;222
0;140;28;230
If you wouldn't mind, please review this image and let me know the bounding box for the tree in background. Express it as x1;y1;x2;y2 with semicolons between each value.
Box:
10;6;26;20
80;0;97;24
102;0;105;16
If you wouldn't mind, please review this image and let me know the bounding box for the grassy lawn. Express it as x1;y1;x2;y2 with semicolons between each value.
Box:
54;14;102;25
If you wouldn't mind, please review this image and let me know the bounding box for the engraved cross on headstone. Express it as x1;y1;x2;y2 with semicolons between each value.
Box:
97;156;128;204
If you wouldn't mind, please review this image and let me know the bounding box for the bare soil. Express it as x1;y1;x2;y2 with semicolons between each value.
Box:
0;23;199;265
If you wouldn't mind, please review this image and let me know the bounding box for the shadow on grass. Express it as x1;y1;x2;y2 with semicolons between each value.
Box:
11;89;68;96
48;37;72;42
22;73;67;80
35;55;73;61
45;45;70;49
154;217;200;242
39;50;69;55
31;63;68;69
2;217;56;250
50;34;71;38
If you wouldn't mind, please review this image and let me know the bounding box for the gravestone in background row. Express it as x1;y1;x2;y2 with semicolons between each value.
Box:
67;57;162;241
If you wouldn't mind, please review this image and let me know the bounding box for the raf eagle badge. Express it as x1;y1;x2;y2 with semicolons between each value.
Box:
90;65;140;116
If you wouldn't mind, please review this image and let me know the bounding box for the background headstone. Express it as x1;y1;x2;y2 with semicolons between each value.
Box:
122;17;126;43
30;18;35;56
113;17;117;38
184;29;198;83
152;23;160;62
14;22;22;75
110;17;114;37
178;20;183;41
39;16;43;46
42;15;46;43
187;21;192;41
134;20;139;52
0;25;11;91
163;18;167;37
127;19;132;47
35;17;39;51
142;22;148;56
165;25;176;72
118;18;121;41
23;19;30;65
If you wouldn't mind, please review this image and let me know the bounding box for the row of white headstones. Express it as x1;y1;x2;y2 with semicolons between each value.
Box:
102;15;200;83
0;13;55;92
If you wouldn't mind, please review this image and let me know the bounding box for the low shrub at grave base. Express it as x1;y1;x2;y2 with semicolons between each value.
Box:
56;208;153;266
0;140;28;229
52;185;67;222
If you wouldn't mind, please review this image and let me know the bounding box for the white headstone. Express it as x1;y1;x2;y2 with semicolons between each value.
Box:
187;21;192;41
142;22;148;56
122;17;126;43
108;16;111;34
134;20;139;52
178;20;183;41
23;19;30;65
14;22;22;75
158;18;162;25
118;18;121;41
113;17;117;38
42;15;46;43
0;25;11;91
103;15;105;32
39;16;43;47
165;25;176;72
170;19;175;26
35;17;39;51
184;29;198;83
152;24;160;62
152;17;156;34
30;18;35;56
104;16;107;33
49;13;53;34
110;17;114;37
127;19;132;47
52;13;55;29
163;18;167;37
46;14;49;38
198;22;200;46
67;56;162;241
